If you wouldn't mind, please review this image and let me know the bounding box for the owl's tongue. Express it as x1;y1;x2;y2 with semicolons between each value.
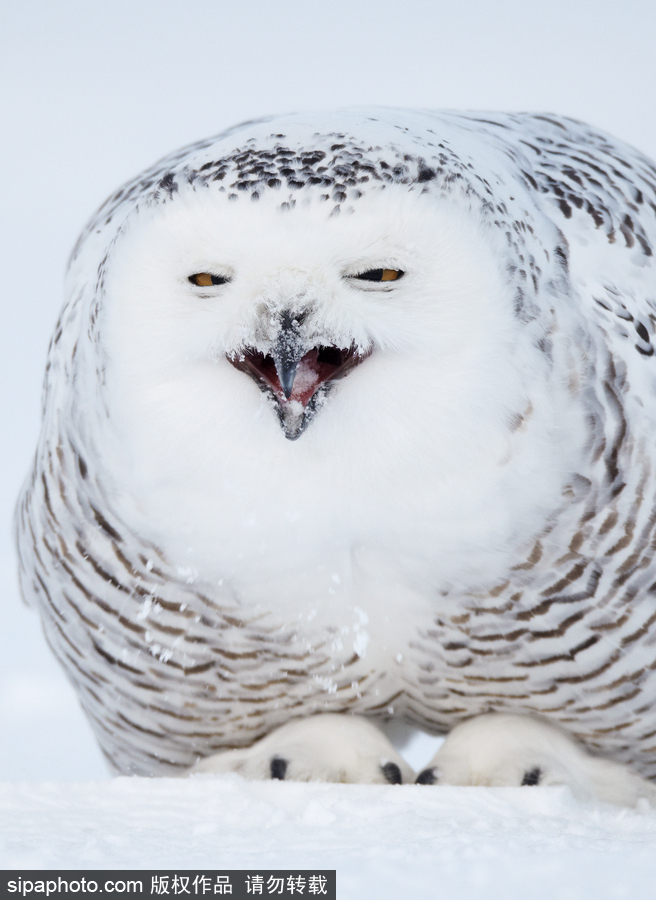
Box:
230;345;361;407
276;348;334;406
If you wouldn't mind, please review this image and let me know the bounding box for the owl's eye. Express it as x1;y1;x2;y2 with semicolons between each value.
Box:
353;269;404;282
188;273;231;287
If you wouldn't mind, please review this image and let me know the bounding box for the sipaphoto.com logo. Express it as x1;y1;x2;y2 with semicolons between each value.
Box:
1;869;336;899
6;876;142;896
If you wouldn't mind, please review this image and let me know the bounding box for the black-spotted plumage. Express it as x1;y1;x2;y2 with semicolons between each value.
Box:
16;109;656;777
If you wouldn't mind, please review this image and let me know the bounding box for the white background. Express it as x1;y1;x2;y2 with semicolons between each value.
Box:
2;0;656;782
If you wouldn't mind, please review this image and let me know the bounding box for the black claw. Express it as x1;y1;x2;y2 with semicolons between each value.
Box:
521;766;542;786
381;762;403;784
270;756;288;780
415;768;437;785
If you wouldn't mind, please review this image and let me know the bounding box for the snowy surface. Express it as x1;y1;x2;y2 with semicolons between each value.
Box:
4;1;656;896
3;776;656;898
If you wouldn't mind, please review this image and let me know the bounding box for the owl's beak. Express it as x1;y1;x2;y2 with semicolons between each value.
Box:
227;309;370;439
273;309;305;400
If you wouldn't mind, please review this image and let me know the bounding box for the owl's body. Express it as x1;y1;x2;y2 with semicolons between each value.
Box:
17;110;656;778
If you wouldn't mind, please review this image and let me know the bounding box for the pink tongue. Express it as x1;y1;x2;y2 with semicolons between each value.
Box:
229;345;366;409
266;347;339;407
255;348;341;407
286;352;333;405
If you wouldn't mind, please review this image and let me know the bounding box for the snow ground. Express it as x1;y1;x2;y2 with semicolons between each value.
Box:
3;777;656;898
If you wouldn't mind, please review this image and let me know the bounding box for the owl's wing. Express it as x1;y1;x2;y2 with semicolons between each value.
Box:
481;112;656;361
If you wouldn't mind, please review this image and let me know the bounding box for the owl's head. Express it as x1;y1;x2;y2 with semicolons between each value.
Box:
61;111;582;578
106;184;518;440
92;113;560;450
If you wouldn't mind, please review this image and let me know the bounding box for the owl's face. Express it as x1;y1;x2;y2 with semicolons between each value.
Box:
104;181;519;440
98;173;574;584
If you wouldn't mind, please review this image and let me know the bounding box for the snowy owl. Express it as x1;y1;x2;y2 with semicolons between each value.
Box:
16;109;656;804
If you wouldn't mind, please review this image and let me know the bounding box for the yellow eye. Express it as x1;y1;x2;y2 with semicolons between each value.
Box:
188;273;230;287
354;268;404;282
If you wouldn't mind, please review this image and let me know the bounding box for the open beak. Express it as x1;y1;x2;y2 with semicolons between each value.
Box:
228;310;371;439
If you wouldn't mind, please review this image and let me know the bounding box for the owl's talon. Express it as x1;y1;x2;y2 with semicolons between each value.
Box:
415;768;438;785
521;766;542;786
269;756;288;780
421;714;656;806
380;761;403;784
189;714;415;785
